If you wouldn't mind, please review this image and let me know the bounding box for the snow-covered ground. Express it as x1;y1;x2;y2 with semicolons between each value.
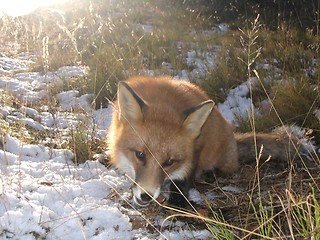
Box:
0;42;242;239
0;34;317;240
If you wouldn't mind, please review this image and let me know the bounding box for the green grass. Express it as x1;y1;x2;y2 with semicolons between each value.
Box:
291;187;320;239
207;208;235;240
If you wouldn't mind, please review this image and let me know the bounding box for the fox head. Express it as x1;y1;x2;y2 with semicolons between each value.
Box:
109;81;213;206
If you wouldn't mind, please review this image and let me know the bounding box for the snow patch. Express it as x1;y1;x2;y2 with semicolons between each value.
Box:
218;78;256;126
222;185;243;193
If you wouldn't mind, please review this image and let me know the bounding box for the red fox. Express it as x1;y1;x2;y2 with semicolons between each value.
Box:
107;76;299;207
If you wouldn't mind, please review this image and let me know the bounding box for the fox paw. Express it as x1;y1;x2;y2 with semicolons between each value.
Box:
167;193;188;209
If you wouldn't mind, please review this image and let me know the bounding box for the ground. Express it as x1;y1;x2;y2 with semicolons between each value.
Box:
0;40;235;240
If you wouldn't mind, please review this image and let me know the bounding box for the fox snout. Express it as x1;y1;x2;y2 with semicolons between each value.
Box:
131;168;164;206
132;185;162;207
115;151;167;207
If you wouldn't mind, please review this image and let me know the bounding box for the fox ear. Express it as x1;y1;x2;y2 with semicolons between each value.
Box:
183;100;214;138
117;81;146;122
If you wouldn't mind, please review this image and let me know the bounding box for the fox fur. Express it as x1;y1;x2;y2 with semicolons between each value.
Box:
107;76;299;207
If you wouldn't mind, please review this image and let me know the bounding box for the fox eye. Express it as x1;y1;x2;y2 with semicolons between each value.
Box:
135;151;146;162
163;159;175;168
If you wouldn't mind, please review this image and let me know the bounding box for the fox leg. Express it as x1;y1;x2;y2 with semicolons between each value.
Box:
168;178;192;208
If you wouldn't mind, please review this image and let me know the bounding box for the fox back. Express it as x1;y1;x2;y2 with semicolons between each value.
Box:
107;76;238;207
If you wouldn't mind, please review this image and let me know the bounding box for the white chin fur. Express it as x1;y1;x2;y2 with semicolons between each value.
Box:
168;165;190;180
117;152;136;179
133;196;151;207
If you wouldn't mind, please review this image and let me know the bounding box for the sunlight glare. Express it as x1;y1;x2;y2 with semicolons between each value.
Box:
0;0;66;16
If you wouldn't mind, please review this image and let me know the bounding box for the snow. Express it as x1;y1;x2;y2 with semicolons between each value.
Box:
56;90;94;111
0;65;88;102
188;188;203;204
314;109;320;120
21;117;47;131
0;56;31;73
137;23;153;33
0;50;145;239
0;134;136;239
211;23;229;34
185;48;220;79
161;229;212;240
218;78;256;126
221;185;243;194
0;48;217;239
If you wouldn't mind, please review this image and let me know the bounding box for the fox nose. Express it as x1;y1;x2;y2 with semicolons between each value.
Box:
133;191;153;207
132;186;162;207
140;192;152;202
134;191;166;207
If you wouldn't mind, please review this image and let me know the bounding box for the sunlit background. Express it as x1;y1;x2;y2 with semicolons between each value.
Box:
0;0;66;16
